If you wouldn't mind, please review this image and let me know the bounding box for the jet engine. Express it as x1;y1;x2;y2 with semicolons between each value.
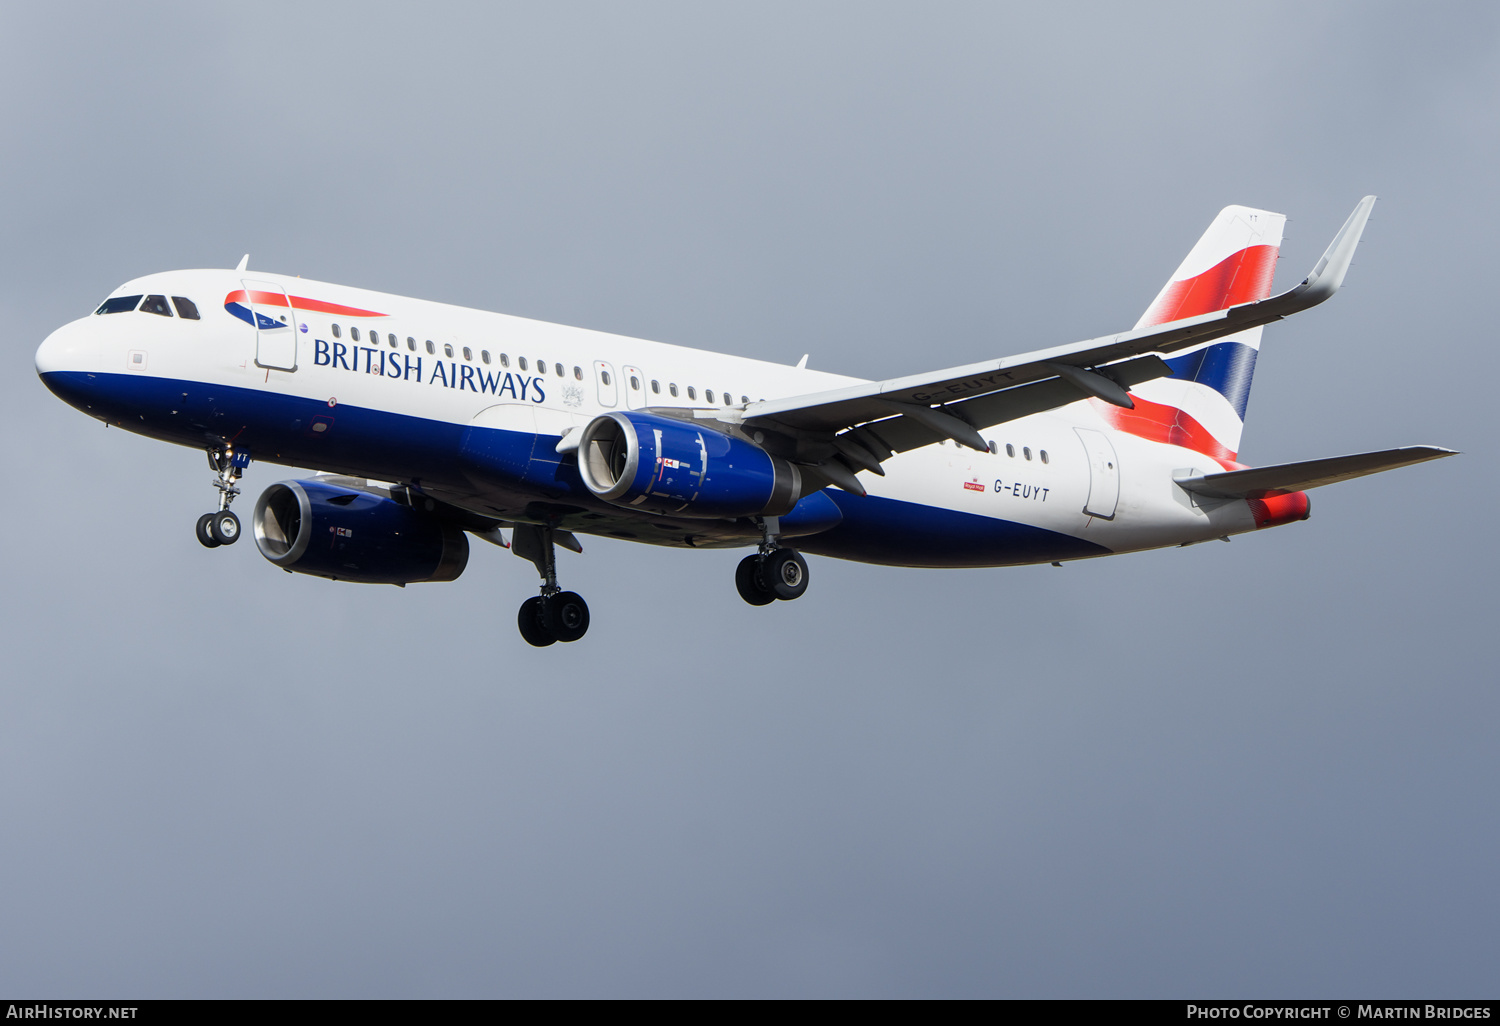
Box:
253;479;469;585
576;411;800;518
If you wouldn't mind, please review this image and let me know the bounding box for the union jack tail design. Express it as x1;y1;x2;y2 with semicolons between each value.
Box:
1096;204;1286;463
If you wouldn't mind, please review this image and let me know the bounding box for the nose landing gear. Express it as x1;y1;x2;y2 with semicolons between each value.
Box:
195;509;241;548
197;446;249;548
735;515;810;606
511;523;591;646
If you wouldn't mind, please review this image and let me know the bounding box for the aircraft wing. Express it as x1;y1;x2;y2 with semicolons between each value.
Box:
1174;446;1457;499
731;197;1377;490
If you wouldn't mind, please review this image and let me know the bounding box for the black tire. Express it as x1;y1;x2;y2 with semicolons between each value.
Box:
544;591;590;643
764;548;809;600
195;513;221;549
209;509;241;545
735;554;776;606
518;596;556;647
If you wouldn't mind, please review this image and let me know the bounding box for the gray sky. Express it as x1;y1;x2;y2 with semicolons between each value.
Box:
1;1;1495;997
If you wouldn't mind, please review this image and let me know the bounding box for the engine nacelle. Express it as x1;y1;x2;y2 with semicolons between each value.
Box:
253;479;469;585
577;411;800;518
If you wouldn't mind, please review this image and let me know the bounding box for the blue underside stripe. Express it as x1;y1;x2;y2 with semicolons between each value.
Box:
40;370;1108;567
804;491;1108;567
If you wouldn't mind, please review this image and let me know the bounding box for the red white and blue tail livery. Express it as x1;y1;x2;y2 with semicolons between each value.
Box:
1112;203;1285;463
34;197;1455;645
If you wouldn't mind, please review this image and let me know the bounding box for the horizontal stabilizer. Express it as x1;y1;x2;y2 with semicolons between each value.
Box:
1175;446;1457;499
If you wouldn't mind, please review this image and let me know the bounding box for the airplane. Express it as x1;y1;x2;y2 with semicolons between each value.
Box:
34;196;1455;646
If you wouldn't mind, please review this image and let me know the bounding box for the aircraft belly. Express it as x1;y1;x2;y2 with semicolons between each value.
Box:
802;491;1109;567
41;369;1260;567
40;370;473;489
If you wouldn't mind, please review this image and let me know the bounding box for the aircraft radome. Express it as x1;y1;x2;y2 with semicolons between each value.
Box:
36;197;1455;645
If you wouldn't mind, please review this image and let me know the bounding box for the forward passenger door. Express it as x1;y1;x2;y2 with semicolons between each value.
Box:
243;279;297;372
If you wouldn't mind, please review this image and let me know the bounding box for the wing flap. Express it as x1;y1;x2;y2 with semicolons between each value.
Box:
1175;446;1457;499
744;196;1377;440
745;310;1235;434
852;354;1174;456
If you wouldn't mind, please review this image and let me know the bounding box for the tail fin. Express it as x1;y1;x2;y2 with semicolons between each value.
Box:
1134;205;1285;330
1098;205;1286;462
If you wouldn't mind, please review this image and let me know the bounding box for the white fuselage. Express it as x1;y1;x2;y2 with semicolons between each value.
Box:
36;268;1267;568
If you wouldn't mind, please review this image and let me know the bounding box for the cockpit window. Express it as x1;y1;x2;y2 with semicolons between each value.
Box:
171;297;200;320
140;295;173;317
96;295;142;315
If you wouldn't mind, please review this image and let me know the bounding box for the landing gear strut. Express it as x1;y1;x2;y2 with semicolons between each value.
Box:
735;515;810;606
197;445;248;548
511;523;590;647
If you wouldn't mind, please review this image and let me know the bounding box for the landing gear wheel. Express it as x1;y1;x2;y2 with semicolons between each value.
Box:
209;509;241;545
735;554;776;606
764;548;809;600
518;596;556;647
196;513;221;549
544;591;590;642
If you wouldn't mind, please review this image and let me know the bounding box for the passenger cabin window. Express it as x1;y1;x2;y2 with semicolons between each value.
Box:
171;297;200;320
351;327;361;342
463;347;472;361
741;395;749;404
96;295;142;315
651;380;661;394
1040;450;1049;464
518;357;528;371
573;366;583;380
482;351;491;364
426;340;435;354
407;336;417;351
601;370;611;385
669;383;679;397
687;386;696;400
332;323;342;338
556;363;564;377
988;441;998;454
1023;447;1032;461
629;375;640;390
705;390;714;403
500;354;510;367
444;344;454;358
389;334;398;348
1006;443;1015;457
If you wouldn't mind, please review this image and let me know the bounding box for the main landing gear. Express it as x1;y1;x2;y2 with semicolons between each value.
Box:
510;523;590;647
735;516;810;606
196;446;249;548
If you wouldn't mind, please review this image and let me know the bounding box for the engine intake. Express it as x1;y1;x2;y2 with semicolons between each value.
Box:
254;479;469;585
577;411;800;518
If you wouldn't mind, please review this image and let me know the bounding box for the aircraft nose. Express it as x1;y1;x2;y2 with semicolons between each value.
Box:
35;320;87;377
35;328;61;376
